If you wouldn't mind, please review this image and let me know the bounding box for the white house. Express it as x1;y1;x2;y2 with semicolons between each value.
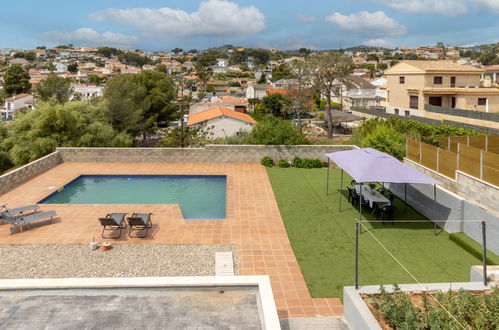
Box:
187;106;257;138
54;62;68;73
217;59;229;67
245;84;268;100
0;94;34;120
71;84;104;101
209;65;227;74
370;77;388;100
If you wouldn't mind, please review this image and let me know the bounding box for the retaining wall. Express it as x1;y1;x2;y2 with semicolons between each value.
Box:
0;152;63;195
387;159;499;255
57;145;355;163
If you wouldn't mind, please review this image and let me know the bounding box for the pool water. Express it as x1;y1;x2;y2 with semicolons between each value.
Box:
39;175;227;219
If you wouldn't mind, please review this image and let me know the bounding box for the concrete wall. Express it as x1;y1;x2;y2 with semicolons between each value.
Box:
387;159;499;255
0;152;63;195
57;145;355;164
344;282;493;330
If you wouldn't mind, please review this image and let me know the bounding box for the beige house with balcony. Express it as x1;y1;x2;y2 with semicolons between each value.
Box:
385;61;499;114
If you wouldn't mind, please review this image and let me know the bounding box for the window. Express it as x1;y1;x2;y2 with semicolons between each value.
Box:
405;110;410;117
394;108;399;115
450;77;456;87
478;98;487;106
399;76;405;84
410;95;419;109
451;97;456;108
434;76;443;85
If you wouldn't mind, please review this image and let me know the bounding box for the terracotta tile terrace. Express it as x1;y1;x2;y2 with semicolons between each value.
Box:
0;162;343;319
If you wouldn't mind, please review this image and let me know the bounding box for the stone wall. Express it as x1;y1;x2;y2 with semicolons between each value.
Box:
57;145;356;163
0;152;63;195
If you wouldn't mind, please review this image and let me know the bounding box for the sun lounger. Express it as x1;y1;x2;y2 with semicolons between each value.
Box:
6;211;57;234
126;213;152;238
0;204;40;222
98;213;127;239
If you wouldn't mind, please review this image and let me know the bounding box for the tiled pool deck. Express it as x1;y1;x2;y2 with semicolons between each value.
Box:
0;162;342;319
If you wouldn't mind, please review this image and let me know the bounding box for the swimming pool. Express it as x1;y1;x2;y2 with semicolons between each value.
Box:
39;175;227;219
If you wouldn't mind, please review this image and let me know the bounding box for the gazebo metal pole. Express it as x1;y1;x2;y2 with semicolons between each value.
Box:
359;183;363;220
355;219;360;290
339;170;343;212
404;183;407;212
326;158;330;196
482;220;487;286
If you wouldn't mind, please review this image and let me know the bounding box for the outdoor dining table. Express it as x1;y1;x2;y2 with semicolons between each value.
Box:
354;185;391;208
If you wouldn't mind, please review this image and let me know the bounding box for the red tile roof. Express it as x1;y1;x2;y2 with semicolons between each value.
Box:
4;94;32;102
187;107;257;126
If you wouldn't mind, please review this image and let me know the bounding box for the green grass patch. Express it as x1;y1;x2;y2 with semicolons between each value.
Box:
449;233;499;265
267;168;495;299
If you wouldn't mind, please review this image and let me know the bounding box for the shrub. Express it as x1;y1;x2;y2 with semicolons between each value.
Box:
278;160;291;168
300;158;323;168
245;115;309;145
292;157;302;168
261;156;274;167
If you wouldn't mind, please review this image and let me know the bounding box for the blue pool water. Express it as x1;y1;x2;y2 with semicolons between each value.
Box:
39;175;227;219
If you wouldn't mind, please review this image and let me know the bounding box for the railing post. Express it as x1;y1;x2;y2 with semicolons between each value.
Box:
485;135;488;152
457;143;460;171
355;219;360;290
436;148;440;172
419;141;422;164
480;149;484;180
448;137;451;151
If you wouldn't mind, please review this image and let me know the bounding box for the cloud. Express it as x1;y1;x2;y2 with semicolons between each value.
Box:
472;0;499;14
298;14;317;22
357;0;468;16
326;11;407;37
363;39;396;48
90;0;265;40
40;28;139;47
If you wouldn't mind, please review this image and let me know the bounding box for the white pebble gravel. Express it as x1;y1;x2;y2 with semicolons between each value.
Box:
0;244;239;279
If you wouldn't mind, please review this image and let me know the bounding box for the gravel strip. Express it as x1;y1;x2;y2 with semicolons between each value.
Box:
0;244;239;279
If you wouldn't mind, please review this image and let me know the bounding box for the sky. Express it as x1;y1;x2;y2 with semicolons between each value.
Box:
1;0;499;51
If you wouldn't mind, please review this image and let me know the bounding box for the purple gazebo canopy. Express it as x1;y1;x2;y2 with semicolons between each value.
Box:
325;148;441;185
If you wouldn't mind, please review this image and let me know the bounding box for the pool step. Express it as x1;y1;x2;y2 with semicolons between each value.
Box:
215;252;234;276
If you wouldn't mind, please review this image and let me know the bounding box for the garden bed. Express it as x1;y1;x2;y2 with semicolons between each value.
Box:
362;285;498;329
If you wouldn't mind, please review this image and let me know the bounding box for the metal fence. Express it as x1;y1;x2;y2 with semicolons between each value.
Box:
407;138;499;186
425;104;499;122
352;106;499;135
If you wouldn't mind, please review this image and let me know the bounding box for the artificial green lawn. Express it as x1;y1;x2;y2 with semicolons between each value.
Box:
267;168;498;299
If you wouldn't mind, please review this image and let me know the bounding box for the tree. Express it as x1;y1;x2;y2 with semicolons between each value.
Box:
378;63;388;71
299;48;312;57
35;74;73;104
196;51;219;66
311;52;354;138
1;101;132;167
259;94;293;118
103;70;177;141
258;72;267;84
67;62;78;73
478;52;497;66
87;74;106;85
290;59;312;132
195;63;212;92
172;48;184;55
271;63;294;82
97;47;123;58
117;52;152;67
244;116;308;145
36;46;47;50
367;54;380;62
247;49;271;67
161;125;215;147
3;64;31;96
0;122;13;173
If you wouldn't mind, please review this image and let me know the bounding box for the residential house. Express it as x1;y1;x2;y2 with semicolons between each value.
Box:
0;94;34;120
272;79;298;89
187;106;256;138
210;96;248;113
245;84;268;100
483;66;499;87
209;65;227;74
334;75;378;108
72;84;104;101
370;77;388;101
217;59;229;67
385;60;499;115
